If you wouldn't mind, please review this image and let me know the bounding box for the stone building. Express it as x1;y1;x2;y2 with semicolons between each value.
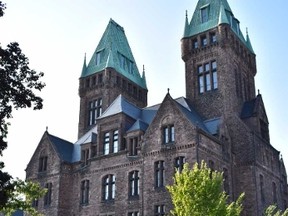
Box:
26;0;288;215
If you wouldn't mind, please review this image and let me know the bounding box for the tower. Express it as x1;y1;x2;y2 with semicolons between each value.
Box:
182;0;256;119
78;19;148;138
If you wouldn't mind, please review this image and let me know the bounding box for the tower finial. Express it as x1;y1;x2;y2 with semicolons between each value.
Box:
186;10;188;18
258;89;260;95
167;88;170;94
143;64;145;73
46;126;48;132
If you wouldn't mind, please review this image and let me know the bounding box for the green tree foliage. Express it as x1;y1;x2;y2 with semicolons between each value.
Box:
265;205;288;216
1;179;47;216
167;161;244;216
0;0;45;210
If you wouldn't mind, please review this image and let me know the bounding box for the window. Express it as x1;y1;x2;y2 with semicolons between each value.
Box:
155;205;165;216
210;32;216;44
223;168;229;195
80;180;89;205
39;156;48;172
128;212;139;216
201;6;209;23
163;125;175;144
201;36;207;47
260;119;269;142
174;156;185;173
81;149;89;166
129;137;138;156
192;39;198;49
95;51;101;65
88;98;102;126
198;61;217;93
155;161;165;188
129;171;140;197
32;199;38;208
103;130;120;155
272;182;277;203
103;175;116;201
113;130;119;153
260;174;265;203
104;132;110;155
44;183;52;206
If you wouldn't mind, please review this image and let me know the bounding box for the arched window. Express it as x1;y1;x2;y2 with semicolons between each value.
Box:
38;151;48;172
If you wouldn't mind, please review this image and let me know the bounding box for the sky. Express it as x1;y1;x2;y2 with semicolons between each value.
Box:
1;0;287;180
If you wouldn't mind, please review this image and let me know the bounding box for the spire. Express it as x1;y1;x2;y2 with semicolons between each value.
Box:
81;53;87;76
81;19;147;89
183;10;190;38
245;28;255;54
141;65;147;88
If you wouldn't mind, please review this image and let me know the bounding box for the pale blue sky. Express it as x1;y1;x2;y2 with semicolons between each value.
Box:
1;0;287;180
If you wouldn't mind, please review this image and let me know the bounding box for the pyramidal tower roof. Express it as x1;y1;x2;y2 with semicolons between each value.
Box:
81;19;147;89
184;0;254;54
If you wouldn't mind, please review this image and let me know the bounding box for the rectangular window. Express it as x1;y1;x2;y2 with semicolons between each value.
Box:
81;149;89;166
163;125;175;144
260;174;265;203
95;51;101;65
155;161;165;188
103;175;116;201
210;32;217;44
104;132;110;155
128;212;139;216
88;98;102;126
129;171;139;197
174;156;185;173
198;61;217;93
201;6;209;23
129;137;138;156
39;156;48;172
44;183;52;206
192;39;198;49
201;36;207;47
113;130;119;153
155;205;165;216
80;180;89;205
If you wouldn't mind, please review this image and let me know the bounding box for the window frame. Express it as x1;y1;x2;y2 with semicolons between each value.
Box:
44;182;52;207
88;98;102;126
198;60;218;94
155;205;165;216
38;155;48;172
155;161;165;188
174;156;185;173
129;170;140;198
80;180;90;205
103;174;116;201
163;125;175;144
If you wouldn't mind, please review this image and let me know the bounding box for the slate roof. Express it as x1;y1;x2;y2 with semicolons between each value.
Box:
81;19;147;89
184;0;254;54
49;95;221;164
47;133;76;163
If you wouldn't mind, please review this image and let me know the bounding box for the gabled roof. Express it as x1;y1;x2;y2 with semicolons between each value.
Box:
81;19;147;89
184;0;254;53
47;133;75;163
240;94;268;122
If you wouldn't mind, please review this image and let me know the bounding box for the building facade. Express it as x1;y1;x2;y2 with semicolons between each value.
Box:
26;1;288;215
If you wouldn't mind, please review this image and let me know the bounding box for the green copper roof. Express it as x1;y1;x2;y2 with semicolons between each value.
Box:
81;19;147;89
184;0;254;54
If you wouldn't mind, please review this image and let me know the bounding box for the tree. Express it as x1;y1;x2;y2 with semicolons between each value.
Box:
0;0;45;210
167;161;244;216
1;179;47;216
265;205;288;216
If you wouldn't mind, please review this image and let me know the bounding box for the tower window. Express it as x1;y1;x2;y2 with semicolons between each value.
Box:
155;161;165;188
103;174;116;201
210;32;217;44
192;39;198;49
103;130;120;155
163;125;175;144
104;132;110;155
198;61;217;93
88;98;102;126
201;6;209;23
95;51;101;65
81;149;89;166
129;137;138;156
113;130;119;153
201;36;207;47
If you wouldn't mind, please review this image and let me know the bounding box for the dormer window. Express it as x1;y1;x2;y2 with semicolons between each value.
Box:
201;5;209;23
192;39;198;49
95;51;101;65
